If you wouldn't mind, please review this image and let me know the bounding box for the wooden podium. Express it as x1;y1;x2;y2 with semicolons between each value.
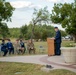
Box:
47;38;55;56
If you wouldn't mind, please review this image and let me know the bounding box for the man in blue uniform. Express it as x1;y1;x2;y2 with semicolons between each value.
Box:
7;39;14;55
54;27;62;55
1;40;8;56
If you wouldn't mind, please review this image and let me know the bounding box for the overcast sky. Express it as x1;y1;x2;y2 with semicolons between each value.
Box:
6;0;74;30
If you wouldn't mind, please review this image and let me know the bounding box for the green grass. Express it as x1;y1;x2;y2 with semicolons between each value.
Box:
0;62;76;75
33;40;75;54
61;40;75;47
34;41;48;54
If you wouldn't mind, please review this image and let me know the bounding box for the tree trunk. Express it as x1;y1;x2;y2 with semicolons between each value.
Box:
31;23;35;43
74;35;76;43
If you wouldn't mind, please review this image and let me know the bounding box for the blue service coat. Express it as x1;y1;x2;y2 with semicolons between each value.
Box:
55;30;61;43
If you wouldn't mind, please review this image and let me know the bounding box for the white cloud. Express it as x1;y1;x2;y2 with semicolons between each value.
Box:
47;0;60;3
10;1;42;9
29;4;42;9
42;0;68;3
10;1;32;8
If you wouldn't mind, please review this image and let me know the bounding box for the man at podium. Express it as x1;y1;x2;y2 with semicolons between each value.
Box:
54;27;62;55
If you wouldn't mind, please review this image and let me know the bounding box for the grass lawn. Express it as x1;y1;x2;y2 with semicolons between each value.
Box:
0;62;76;75
34;41;48;54
33;40;75;54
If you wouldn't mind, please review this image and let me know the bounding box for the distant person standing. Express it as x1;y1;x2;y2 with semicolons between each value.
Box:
1;40;8;56
7;39;14;55
54;27;62;55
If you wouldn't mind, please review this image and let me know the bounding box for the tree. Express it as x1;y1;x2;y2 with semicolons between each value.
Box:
20;25;28;38
0;0;15;38
42;29;48;40
30;7;50;41
51;0;76;42
0;0;15;22
41;25;55;40
0;23;9;38
34;25;42;40
9;28;20;38
60;30;67;37
26;23;33;39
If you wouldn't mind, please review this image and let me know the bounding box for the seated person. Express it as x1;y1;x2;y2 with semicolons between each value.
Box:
0;44;1;51
15;40;20;53
7;39;14;55
1;40;8;56
19;39;25;54
27;40;35;54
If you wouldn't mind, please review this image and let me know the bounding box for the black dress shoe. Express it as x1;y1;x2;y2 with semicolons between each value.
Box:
55;54;61;56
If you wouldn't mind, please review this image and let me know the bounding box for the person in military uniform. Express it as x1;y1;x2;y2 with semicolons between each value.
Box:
7;39;14;55
27;40;35;54
54;27;62;55
15;40;21;54
1;40;8;56
19;39;26;54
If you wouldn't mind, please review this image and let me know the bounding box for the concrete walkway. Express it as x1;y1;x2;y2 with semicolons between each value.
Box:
0;55;76;73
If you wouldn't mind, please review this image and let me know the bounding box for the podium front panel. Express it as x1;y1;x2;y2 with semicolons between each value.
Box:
47;38;55;56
